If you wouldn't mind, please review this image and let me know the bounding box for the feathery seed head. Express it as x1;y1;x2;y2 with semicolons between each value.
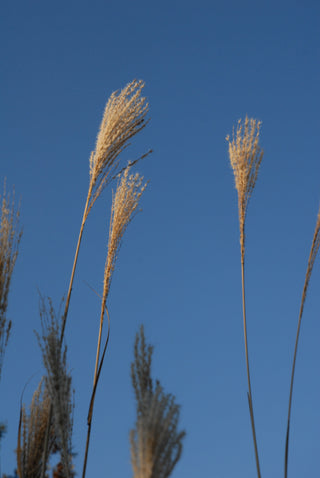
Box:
16;379;52;478
226;116;263;252
130;326;185;478
0;183;22;380
103;166;147;303
36;297;74;478
87;79;149;215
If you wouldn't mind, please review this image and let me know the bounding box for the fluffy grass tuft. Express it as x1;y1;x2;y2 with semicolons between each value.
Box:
36;298;74;478
226;116;263;256
130;326;185;478
87;79;149;216
16;379;52;478
0;184;22;380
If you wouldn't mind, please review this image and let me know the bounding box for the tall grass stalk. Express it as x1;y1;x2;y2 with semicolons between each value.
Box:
227;116;264;478
39;79;150;478
82;166;147;478
284;208;320;478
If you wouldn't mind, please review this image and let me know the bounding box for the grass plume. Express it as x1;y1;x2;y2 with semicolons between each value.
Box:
130;326;186;478
95;164;147;383
88;79;150;216
226;116;263;257
0;183;22;380
16;379;52;478
61;79;150;341
36;297;74;478
227;116;264;478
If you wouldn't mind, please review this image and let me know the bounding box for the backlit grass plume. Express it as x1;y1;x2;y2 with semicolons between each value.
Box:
103;165;147;303
82;166;147;477
0;184;22;380
284;206;320;478
95;165;147;381
88;79;149;215
226;117;264;478
36;297;74;478
226;116;263;258
130;326;186;478
16;379;52;478
62;79;150;340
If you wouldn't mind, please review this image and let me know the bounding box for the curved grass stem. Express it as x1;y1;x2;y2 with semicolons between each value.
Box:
284;209;320;478
241;255;262;478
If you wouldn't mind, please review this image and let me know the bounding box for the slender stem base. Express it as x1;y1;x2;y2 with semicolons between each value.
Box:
82;307;111;478
284;305;304;478
241;256;262;478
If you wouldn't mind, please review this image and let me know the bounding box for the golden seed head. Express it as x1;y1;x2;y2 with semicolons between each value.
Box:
130;326;186;478
0;183;22;380
87;80;149;214
103;165;147;302
226;116;264;250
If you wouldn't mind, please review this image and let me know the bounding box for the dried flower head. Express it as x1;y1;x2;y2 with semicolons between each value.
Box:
87;79;149;216
0;183;22;380
130;326;186;478
36;297;74;478
226;116;263;254
16;379;52;478
103;166;147;303
60;80;150;342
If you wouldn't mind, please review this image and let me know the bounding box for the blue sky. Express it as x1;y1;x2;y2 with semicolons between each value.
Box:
1;0;320;477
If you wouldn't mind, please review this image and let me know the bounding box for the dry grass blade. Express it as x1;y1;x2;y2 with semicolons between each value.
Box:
227;117;264;478
0;183;22;380
285;206;320;478
16;379;52;478
36;297;74;478
130;326;186;478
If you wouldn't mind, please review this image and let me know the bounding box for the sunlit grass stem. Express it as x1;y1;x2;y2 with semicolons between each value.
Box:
284;207;320;478
227;116;263;478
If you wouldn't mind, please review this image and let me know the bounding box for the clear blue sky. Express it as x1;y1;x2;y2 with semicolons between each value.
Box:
1;1;320;477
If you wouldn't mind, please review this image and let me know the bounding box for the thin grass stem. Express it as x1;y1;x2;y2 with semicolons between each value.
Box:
82;307;111;478
61;186;92;343
284;209;320;478
241;255;262;478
